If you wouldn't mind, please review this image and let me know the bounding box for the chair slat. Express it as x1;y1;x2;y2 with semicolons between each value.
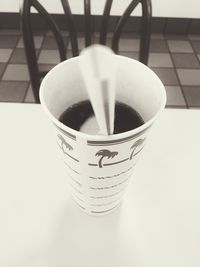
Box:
33;1;66;61
112;0;151;65
20;1;40;103
99;0;113;45
112;0;140;54
139;0;152;64
20;0;66;103
61;0;79;56
84;0;92;47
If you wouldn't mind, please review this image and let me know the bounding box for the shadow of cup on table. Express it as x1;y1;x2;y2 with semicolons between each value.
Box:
46;197;127;267
40;55;166;216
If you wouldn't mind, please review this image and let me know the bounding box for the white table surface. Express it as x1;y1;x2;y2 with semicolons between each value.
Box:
0;103;200;267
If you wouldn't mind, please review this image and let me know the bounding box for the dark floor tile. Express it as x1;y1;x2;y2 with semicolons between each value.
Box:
96;16;140;33
0;29;20;35
120;33;139;39
119;51;139;60
42;36;57;49
39;64;56;73
150;39;168;53
165;18;189;34
94;16;119;32
122;17;141;33
77;32;88;38
165;86;186;107
190;41;200;53
151;68;179;85
74;15;95;32
151;18;166;33
0;81;28;102
9;48;39;64
0;63;6;77
42;36;68;49
182;86;200;107
188;19;200;34
151;34;165;40
177;69;200;86
171;53;200;68
0;35;19;48
32;30;47;36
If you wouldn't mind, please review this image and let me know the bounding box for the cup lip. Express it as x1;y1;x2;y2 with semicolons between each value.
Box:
39;55;166;141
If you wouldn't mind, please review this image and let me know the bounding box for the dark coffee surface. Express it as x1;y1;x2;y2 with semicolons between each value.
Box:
59;100;144;134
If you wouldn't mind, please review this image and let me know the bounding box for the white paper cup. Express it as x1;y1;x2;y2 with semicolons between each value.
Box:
40;55;166;216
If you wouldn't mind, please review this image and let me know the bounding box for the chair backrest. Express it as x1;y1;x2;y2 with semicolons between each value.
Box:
20;0;152;103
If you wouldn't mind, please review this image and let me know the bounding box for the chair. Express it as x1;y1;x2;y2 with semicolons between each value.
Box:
20;0;152;103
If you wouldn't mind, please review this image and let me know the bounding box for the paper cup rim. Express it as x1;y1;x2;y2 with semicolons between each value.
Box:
39;55;166;141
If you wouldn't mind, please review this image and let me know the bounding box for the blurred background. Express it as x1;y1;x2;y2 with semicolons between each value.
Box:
0;0;200;108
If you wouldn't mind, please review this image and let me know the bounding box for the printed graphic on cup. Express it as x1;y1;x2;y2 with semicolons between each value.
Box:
40;55;166;216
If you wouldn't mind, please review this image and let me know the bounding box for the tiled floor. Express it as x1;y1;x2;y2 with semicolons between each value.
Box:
0;29;200;108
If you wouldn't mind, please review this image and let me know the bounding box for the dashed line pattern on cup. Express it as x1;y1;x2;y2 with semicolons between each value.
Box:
90;177;129;190
89;166;133;179
90;187;125;199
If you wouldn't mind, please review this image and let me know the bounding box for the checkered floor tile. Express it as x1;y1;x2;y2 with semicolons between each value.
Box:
0;29;200;108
